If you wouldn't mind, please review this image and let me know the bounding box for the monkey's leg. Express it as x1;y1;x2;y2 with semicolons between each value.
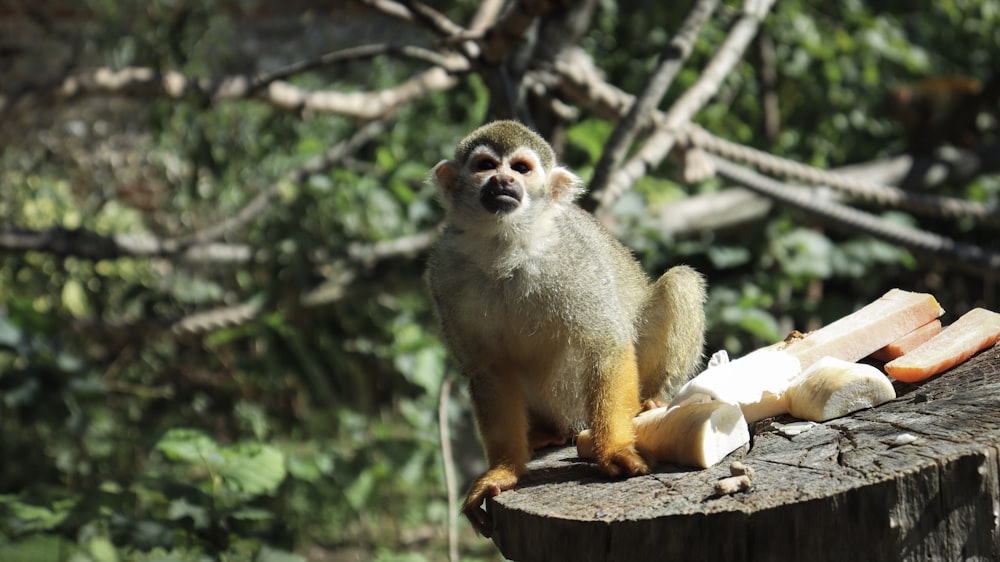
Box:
587;345;648;477
462;373;530;538
636;265;707;403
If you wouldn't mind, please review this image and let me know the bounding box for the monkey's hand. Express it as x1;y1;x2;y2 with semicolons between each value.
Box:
596;444;649;478
642;397;669;411
462;466;520;538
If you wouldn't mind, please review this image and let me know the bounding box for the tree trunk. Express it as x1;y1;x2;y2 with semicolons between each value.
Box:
489;346;1000;561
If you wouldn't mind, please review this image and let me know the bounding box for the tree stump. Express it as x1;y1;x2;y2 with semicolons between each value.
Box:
488;346;1000;561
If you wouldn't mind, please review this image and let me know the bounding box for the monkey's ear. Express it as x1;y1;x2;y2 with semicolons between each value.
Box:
550;166;584;203
432;160;459;191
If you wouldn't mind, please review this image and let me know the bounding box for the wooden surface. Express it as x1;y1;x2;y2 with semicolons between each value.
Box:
489;345;1000;562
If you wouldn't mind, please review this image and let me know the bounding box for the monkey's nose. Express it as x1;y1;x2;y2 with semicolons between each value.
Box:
481;180;524;214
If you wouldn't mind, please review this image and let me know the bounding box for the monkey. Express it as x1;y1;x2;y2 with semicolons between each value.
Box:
426;120;707;537
885;76;1000;153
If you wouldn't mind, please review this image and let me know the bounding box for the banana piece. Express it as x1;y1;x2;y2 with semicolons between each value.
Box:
671;348;802;423
578;355;894;468
785;357;896;422
577;401;749;469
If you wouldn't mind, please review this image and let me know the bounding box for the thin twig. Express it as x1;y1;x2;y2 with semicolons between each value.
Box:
400;0;467;37
177;120;387;246
247;44;465;94
468;0;507;31
438;376;459;562
346;230;438;264
357;0;415;23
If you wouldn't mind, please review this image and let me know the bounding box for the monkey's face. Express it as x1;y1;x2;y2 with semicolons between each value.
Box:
466;145;542;216
433;144;582;235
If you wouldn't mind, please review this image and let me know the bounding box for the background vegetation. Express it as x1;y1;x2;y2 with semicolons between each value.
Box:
1;0;998;560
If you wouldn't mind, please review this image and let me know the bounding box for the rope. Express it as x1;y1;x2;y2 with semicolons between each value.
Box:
683;125;1000;225
710;156;1000;274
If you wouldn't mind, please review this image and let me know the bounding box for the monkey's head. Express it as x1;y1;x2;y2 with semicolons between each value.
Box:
432;120;582;233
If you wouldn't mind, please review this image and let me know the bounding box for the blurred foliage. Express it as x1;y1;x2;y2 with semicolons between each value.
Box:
1;0;998;560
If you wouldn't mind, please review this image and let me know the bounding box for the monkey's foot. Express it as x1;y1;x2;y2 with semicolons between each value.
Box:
596;445;649;478
462;467;520;538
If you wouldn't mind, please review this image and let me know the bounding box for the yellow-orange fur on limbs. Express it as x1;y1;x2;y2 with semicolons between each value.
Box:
426;120;707;537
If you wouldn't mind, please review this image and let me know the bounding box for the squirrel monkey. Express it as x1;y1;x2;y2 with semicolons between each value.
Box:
427;120;707;537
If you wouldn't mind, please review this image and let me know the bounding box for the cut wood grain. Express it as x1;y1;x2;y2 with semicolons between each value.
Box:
488;344;1000;562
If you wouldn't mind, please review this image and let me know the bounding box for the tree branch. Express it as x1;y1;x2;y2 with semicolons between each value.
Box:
837;141;1000;193
594;0;775;211
170;301;263;335
478;0;575;66
0;227;252;264
356;0;417;24
586;0;720;208
10;51;463;119
637;188;773;236
756;32;780;142
346;230;438;265
263;68;459;118
548;44;1000;236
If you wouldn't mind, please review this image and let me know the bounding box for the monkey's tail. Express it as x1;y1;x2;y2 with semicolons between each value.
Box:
636;265;708;400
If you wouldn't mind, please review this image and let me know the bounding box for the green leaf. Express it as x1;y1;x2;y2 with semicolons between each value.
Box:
707;245;752;269
737;309;783;342
61;278;91;317
234;400;270;440
155;429;224;466
166;497;210;529
769;228;834;280
87;535;119;562
0;534;73;561
286;452;334;483
0;495;75;533
344;469;376;511
220;444;287;496
566;119;612;163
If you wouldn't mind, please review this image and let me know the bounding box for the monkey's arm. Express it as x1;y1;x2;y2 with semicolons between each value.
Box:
462;372;531;538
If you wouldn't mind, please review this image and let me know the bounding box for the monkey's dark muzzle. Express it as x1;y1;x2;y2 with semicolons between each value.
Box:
480;181;523;214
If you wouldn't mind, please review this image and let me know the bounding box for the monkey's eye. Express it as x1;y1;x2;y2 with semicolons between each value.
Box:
476;159;497;171
511;162;531;174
